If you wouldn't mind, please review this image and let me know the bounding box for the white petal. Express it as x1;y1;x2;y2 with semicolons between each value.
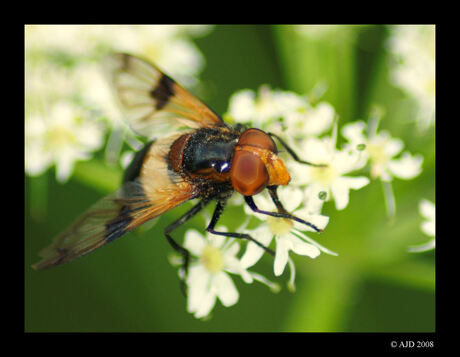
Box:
341;120;367;144
387;152;423;179
303;185;327;214
194;290;217;319
299;137;331;164
331;176;370;210
25;144;53;176
184;229;206;256
274;237;290;276
287;160;312;186
299;101;335;136
77;122;104;150
25;115;47;137
346;176;370;190
419;199;435;220
50;102;76;125
421;221;435;237
292;207;329;232
333;148;368;173
214;272;239;307
223;240;240;258
278;186;303;212
228;90;256;123
55;153;77;183
236;266;254;284
224;251;252;282
384;136;404;157
290;236;321;258
252;191;274;211
408;239;435;252
186;266;210;314
240;226;273;269
292;229;338;256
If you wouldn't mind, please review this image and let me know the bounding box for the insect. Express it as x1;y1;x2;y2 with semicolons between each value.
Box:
33;53;324;291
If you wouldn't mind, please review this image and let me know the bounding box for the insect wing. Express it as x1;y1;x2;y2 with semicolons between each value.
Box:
32;178;194;269
104;53;225;138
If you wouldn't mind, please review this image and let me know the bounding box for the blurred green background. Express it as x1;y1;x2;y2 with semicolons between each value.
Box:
25;25;435;332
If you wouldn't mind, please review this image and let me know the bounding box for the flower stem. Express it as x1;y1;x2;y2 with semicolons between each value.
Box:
381;180;396;219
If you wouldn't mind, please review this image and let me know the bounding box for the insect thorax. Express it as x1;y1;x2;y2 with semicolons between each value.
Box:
181;127;239;175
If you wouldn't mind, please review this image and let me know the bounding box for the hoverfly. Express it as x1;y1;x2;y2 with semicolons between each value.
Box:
33;53;323;291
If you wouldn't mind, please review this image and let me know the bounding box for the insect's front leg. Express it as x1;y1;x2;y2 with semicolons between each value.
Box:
165;199;210;296
268;132;326;167
244;193;322;233
267;185;288;214
206;199;275;256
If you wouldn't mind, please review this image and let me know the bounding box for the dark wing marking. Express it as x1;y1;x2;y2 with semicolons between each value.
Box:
103;53;225;138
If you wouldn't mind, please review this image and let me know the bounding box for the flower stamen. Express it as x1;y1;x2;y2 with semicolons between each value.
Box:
200;245;224;274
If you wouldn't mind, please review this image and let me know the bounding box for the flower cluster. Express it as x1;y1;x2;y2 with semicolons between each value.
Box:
25;102;105;182
408;199;435;253
387;25;435;131
25;25;214;182
341;111;423;217
179;228;280;318
176;83;427;319
226;86;374;213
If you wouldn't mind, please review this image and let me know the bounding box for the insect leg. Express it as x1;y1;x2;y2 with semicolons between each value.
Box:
206;199;275;256
165;199;210;295
267;185;288;214
268;132;326;167
244;194;322;233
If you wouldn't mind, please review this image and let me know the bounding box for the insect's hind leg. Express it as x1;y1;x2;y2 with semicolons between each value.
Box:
206;199;275;256
165;199;210;296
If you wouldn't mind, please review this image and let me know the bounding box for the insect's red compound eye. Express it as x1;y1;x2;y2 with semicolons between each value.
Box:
230;149;269;196
237;128;277;153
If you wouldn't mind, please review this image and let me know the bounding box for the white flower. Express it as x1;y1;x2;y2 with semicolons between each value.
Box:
341;120;423;182
241;186;335;290
226;86;286;128
342;119;423;218
289;123;370;210
109;25;207;86
226;86;334;139
270;100;335;140
183;229;276;319
387;25;435;131
26;25;213;81
25;102;105;182
408;199;435;252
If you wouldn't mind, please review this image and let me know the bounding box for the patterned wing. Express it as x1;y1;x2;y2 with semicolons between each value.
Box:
103;53;225;138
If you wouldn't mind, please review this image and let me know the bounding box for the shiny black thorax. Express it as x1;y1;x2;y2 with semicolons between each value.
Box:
182;127;240;175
